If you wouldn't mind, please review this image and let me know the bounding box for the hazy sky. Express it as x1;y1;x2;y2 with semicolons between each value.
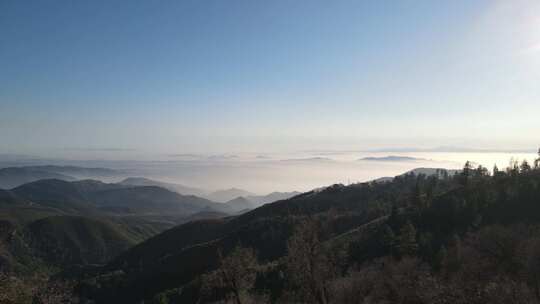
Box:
1;0;539;158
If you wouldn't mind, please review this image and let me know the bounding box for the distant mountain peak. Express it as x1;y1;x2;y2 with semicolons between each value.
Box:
207;188;255;203
359;155;426;162
119;176;206;197
225;196;255;212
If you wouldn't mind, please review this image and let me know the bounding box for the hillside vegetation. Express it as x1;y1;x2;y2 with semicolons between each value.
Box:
77;154;540;304
0;177;237;300
1;153;540;303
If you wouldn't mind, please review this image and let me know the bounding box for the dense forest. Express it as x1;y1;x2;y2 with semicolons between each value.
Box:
1;151;540;303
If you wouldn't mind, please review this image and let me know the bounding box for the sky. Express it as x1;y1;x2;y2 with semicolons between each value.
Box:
1;0;539;159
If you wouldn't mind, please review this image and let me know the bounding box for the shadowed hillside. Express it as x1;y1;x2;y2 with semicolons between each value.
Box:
10;179;232;218
79;158;540;303
23;216;136;266
120;177;207;197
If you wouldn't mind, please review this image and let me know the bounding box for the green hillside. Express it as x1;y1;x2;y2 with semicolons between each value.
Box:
23;216;136;266
12;179;94;214
12;179;231;218
89;186;222;215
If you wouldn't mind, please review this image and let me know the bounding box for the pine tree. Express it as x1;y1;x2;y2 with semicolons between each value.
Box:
435;245;448;273
535;148;540;169
520;160;531;173
446;234;462;273
388;204;400;229
397;221;418;258
380;224;396;255
412;181;425;210
493;164;500;176
507;158;520;176
474;165;488;177
459;161;473;186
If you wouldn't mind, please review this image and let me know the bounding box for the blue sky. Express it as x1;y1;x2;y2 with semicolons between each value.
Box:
1;0;539;157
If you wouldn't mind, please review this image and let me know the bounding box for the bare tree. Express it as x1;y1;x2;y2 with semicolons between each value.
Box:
285;218;335;304
201;245;258;304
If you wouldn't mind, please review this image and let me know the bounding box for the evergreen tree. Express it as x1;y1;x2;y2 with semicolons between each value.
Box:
412;181;425;210
388;204;400;229
507;158;520;176
521;160;532;173
446;234;462;273
459;161;473;186
474;165;488;177
380;224;396;255
397;221;418;258
435;245;448;273
493;164;500;176
535;148;540;169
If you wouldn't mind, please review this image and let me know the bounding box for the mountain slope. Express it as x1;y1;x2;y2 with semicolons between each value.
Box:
0;167;76;189
87;176;423;302
246;191;301;207
22;165;121;179
11;179;95;214
85;166;540;303
89;186;223;215
11;179;232;217
0;189;29;206
120;177;206;197
206;188;255;203
224;196;254;212
23;216;136;266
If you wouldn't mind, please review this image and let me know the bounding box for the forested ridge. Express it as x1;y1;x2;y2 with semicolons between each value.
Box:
70;151;540;303
2;151;540;303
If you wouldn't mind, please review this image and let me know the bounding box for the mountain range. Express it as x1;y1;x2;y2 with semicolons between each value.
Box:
119;177;300;209
119;177;207;197
0;165;123;189
75;163;540;303
359;155;426;162
0;171;301;276
2;162;518;303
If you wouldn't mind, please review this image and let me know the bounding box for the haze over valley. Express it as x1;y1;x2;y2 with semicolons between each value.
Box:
1;0;540;303
1;150;537;194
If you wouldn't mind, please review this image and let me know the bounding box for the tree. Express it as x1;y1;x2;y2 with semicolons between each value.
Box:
397;221;418;258
522;238;540;299
493;164;500;176
201;245;258;304
445;234;462;274
286;219;335;304
507;158;520;176
520;160;532;173
535;148;540;169
459;161;473;186
380;224;396;256
474;165;489;177
435;245;448;272
412;181;425;210
388;204;401;229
